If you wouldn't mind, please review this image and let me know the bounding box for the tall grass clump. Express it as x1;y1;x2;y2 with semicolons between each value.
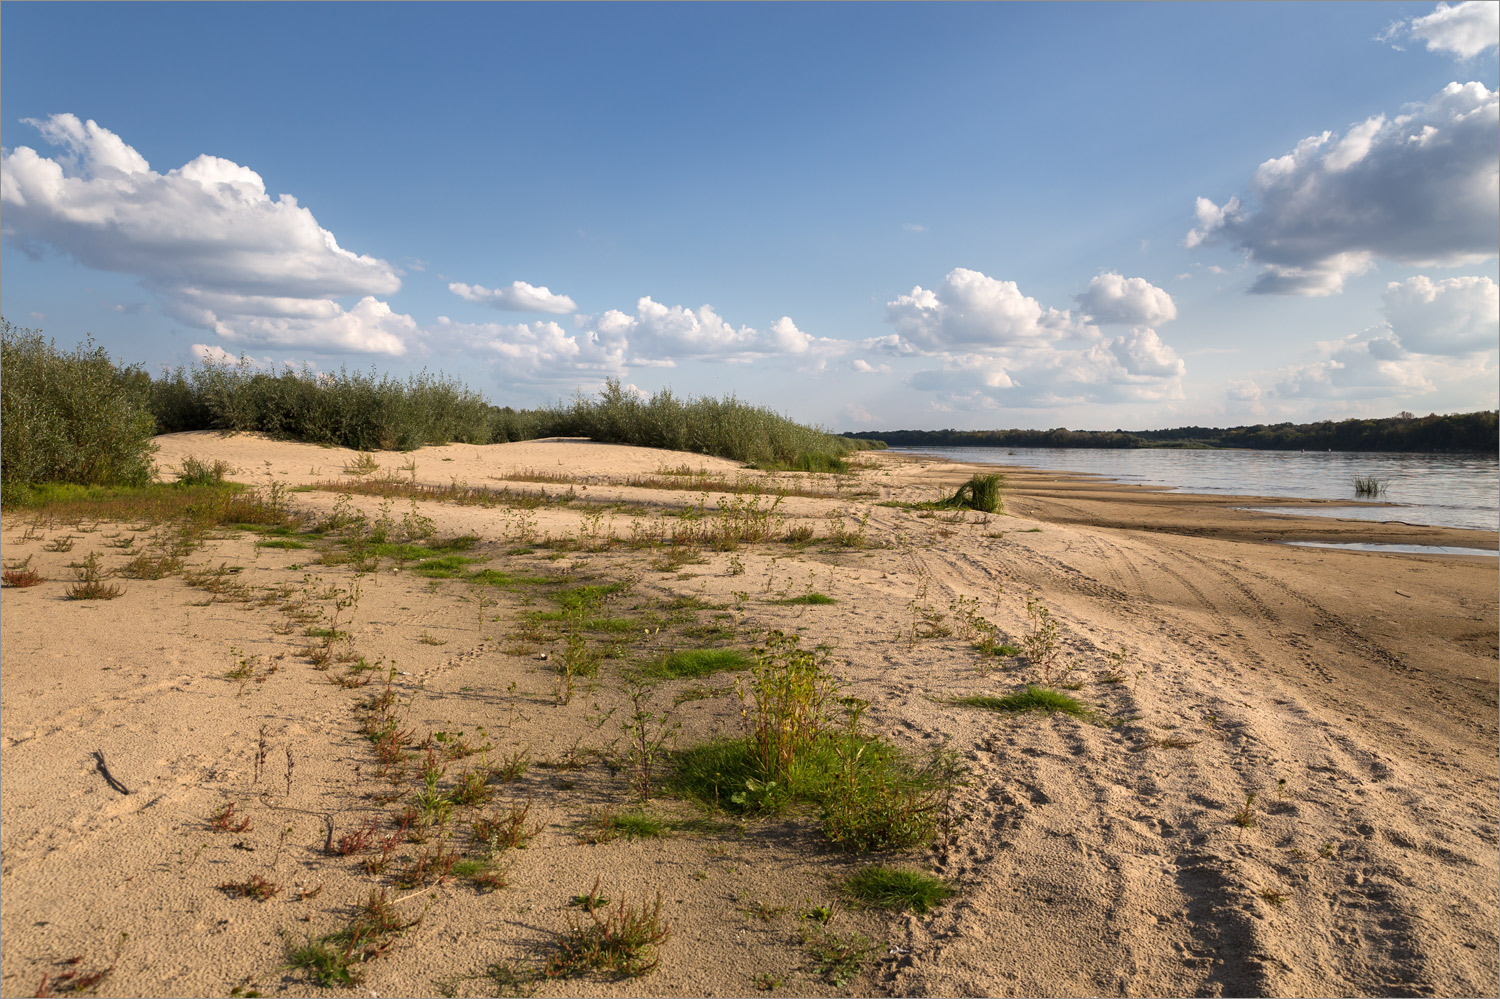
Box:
945;473;1002;513
1351;475;1387;498
1;321;159;501
545;379;869;468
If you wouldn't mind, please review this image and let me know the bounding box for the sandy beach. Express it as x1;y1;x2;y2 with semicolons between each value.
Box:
2;432;1495;998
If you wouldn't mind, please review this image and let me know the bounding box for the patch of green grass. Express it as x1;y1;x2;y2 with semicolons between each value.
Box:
286;889;417;986
3;480;295;529
367;541;441;560
531;610;639;632
663;594;718;611
256;538;311;550
411;555;483;578
641;648;754;680
607;812;670;839
668;733;953;840
287;940;360;988
471;568;551;588
774;592;836;606
955;686;1088;717
843;866;953;914
554;581;629;610
750;452;850;474
451;858;489;879
451;858;508;891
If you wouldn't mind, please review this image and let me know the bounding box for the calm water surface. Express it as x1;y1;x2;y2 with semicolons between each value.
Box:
895;446;1499;533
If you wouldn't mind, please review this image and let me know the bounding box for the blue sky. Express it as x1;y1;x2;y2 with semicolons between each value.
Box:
3;1;1496;431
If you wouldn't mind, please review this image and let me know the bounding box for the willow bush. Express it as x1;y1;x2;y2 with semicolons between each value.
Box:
3;323;881;497
543;379;866;468
1;320;158;499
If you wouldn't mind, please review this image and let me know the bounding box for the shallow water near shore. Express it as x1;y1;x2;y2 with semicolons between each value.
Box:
1282;540;1499;557
896;445;1500;532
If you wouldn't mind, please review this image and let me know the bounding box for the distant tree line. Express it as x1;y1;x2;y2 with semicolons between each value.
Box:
845;410;1498;454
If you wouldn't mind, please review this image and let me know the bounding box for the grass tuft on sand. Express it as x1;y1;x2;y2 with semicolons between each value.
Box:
955;686;1088;716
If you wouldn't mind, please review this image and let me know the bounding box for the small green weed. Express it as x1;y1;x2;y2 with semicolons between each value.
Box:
219;875;280;901
288;888;417;986
66;552;123;600
802;926;874;987
544;880;671;980
1233;792;1257;829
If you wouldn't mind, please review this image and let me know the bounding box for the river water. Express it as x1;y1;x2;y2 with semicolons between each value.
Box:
894;446;1499;533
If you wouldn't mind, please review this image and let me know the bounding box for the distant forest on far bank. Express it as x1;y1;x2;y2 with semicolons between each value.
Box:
845;410;1498;454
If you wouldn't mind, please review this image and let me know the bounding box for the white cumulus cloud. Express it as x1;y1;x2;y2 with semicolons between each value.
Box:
880;268;1187;408
1226;379;1263;403
884;268;1079;353
433;316;626;381
1074;272;1178;326
1379;274;1498;355
1273;331;1437;400
448;280;577;314
1186;82;1499;295
1107;328;1186;378
594;298;848;366
1;114;413;354
1379;1;1500;59
430;298;848;382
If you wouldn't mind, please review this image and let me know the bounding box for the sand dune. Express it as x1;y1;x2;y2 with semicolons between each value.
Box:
2;433;1495;997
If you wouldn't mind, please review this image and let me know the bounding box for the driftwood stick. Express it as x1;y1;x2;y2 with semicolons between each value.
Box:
93;750;132;795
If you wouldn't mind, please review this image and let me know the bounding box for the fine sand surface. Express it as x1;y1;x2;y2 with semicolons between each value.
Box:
2;432;1496;998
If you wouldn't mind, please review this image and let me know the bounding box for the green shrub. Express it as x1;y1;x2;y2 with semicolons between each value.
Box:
1;321;158;498
175;455;234;486
6;323;868;482
148;357;498;450
545;379;860;468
